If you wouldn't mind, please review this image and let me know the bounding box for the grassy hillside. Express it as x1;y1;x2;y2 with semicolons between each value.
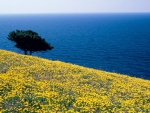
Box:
0;50;150;113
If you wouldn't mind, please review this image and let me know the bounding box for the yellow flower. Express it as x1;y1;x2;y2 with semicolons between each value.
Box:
0;49;150;112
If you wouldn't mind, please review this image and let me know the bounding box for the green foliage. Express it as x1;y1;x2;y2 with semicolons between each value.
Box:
7;30;53;55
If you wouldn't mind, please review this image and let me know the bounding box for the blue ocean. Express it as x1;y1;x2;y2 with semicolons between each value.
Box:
0;13;150;80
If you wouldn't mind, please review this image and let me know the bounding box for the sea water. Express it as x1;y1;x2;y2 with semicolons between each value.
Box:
0;13;150;80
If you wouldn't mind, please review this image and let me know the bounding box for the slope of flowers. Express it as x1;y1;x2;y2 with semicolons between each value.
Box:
0;49;150;113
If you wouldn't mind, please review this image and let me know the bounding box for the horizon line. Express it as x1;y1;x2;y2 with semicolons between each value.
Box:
0;12;150;15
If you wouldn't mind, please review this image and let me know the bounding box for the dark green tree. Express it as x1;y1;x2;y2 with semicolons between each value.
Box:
7;30;54;55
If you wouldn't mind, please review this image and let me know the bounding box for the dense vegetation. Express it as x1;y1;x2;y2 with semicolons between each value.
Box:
7;30;53;55
0;50;150;112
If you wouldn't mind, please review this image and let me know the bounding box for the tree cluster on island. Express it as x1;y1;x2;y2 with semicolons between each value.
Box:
7;30;53;55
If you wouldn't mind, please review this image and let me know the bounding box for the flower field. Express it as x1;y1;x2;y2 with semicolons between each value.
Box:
0;49;150;113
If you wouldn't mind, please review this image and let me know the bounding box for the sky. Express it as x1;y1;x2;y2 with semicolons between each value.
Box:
0;0;150;14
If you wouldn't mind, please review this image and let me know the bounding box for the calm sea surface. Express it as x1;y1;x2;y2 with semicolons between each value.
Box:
0;13;150;80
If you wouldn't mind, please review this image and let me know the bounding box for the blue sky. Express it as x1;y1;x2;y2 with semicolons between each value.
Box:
0;0;150;14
